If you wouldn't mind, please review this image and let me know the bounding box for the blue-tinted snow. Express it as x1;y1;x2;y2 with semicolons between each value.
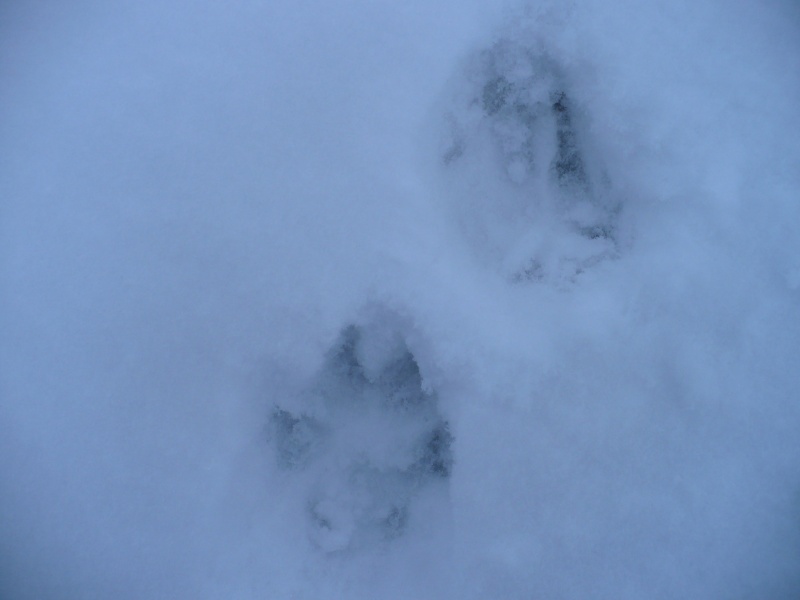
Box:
1;0;799;598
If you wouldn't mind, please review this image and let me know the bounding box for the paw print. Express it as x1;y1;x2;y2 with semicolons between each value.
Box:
441;38;621;285
268;315;452;552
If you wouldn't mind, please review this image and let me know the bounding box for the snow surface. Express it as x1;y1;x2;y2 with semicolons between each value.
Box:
2;0;800;598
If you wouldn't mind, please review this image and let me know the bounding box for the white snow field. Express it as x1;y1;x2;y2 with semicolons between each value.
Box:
2;0;799;598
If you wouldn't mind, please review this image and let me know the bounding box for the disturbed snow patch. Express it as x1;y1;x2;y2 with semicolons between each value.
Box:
267;313;452;553
440;36;622;285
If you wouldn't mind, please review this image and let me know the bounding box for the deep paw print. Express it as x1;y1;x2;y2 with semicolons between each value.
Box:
441;37;621;285
268;317;452;552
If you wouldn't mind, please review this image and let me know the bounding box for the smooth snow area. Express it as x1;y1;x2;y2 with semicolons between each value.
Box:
2;1;800;598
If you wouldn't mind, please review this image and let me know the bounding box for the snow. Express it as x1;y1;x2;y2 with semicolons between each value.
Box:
2;0;800;598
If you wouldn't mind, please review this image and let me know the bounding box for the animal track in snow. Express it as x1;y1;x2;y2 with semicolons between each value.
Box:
268;317;452;553
440;37;621;285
